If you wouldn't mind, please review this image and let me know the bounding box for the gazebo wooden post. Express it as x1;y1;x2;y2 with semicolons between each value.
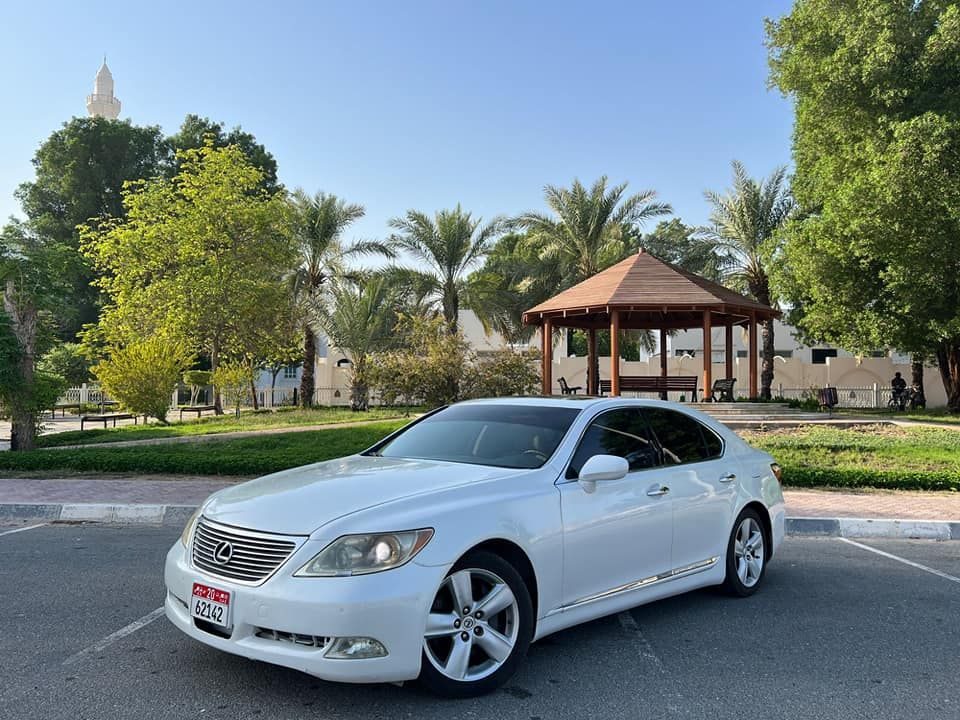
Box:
610;310;620;396
659;327;668;400
748;311;758;399
541;318;553;395
702;310;712;402
587;328;597;395
725;322;734;381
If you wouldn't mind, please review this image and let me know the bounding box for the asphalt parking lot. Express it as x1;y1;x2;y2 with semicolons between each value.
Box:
1;523;958;720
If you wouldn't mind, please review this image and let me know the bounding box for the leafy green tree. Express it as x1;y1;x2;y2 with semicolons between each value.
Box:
94;337;193;423
516;177;670;385
182;370;213;406
290;190;391;406
369;315;471;407
80;143;295;413
702;162;793;400
463;349;541;400
167;115;280;193
38;343;92;386
387;205;505;333
638;219;722;281
0;223;72;449
767;0;960;410
212;361;254;418
314;275;399;411
14;118;168;336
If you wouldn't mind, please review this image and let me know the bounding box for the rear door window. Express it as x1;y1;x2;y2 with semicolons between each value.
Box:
642;408;720;465
566;409;661;479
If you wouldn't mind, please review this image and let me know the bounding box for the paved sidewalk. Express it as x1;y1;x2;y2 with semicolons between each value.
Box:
784;488;960;521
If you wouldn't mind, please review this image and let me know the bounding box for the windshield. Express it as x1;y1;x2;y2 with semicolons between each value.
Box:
368;404;581;469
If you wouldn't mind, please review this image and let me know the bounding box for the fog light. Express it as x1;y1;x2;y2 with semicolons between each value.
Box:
324;637;388;659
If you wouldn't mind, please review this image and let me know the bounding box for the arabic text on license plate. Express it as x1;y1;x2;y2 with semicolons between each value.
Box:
191;582;231;628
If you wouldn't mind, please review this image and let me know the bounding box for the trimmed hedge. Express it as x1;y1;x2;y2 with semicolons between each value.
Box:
0;421;408;477
778;464;960;492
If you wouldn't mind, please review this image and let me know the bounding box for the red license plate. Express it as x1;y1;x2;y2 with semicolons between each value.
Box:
191;582;231;627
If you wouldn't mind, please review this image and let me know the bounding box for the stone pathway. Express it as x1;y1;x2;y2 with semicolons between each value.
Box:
784;488;960;521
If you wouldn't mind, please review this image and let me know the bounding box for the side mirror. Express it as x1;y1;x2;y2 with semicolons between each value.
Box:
578;454;629;493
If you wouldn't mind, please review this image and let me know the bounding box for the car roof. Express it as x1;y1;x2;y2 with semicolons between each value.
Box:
454;396;692;411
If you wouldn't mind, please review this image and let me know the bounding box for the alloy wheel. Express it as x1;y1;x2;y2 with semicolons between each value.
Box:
423;568;520;682
734;516;764;588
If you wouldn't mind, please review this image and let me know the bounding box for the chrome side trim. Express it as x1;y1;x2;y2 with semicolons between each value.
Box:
555;556;719;614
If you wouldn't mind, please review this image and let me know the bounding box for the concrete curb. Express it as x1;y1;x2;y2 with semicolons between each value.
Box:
0;503;196;527
2;503;959;539
786;516;960;540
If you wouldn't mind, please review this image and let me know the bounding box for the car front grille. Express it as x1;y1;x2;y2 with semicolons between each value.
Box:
191;517;301;584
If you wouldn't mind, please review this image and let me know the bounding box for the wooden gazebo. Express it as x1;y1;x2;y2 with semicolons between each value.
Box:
522;250;780;400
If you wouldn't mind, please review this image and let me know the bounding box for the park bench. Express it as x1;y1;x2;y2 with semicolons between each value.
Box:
708;378;736;402
179;404;217;421
49;403;81;418
817;387;839;416
80;413;138;430
557;377;582;395
599;375;698;401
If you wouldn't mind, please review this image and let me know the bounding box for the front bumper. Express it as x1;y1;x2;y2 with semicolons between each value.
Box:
164;541;446;684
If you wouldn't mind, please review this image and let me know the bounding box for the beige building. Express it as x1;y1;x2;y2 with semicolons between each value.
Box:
86;59;121;119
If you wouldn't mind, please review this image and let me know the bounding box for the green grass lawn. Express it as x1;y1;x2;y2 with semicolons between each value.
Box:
37;406;420;448
3;420;409;476
739;424;960;491
10;418;958;490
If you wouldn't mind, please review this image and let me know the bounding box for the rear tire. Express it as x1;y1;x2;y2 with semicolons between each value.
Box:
418;551;533;698
722;508;767;597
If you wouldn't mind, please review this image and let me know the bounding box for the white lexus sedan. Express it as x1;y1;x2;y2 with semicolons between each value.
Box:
165;397;785;697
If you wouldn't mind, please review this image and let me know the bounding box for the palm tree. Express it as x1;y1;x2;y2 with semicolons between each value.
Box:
516;176;671;283
290;190;392;407
313;274;398;411
702;161;793;400
516;177;671;388
387;205;505;333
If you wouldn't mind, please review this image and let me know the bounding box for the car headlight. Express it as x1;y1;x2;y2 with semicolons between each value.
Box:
295;529;434;577
179;508;202;547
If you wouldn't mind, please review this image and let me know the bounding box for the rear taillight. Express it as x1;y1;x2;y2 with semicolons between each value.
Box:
770;463;783;482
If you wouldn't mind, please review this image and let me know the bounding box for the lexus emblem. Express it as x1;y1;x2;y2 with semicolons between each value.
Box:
213;541;234;565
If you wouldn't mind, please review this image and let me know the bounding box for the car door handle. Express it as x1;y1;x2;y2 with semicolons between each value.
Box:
719;473;737;483
646;485;670;497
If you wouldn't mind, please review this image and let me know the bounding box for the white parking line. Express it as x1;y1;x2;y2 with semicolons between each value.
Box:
0;523;47;537
839;538;960;586
63;606;166;666
617;611;665;673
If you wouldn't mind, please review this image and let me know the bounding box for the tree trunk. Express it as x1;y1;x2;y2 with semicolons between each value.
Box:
210;341;223;415
911;354;926;408
752;280;775;401
249;374;259;411
935;342;960;413
4;279;38;451
350;359;368;412
299;325;315;408
759;319;775;400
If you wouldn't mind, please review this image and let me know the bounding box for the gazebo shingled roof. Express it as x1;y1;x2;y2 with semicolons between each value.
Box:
522;250;779;398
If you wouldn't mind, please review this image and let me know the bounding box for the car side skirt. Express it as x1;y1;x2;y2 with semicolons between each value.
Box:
533;558;725;642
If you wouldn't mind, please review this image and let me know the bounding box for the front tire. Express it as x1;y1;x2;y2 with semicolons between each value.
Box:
722;509;767;597
418;551;533;698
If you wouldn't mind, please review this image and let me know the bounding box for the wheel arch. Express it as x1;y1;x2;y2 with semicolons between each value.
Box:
740;500;773;560
461;538;539;626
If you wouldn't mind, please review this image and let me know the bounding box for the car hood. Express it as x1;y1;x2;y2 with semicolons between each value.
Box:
201;454;518;535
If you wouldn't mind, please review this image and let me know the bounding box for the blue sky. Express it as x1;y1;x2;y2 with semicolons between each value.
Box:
0;0;794;243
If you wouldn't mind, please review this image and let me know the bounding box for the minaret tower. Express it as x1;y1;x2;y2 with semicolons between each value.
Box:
86;58;121;119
